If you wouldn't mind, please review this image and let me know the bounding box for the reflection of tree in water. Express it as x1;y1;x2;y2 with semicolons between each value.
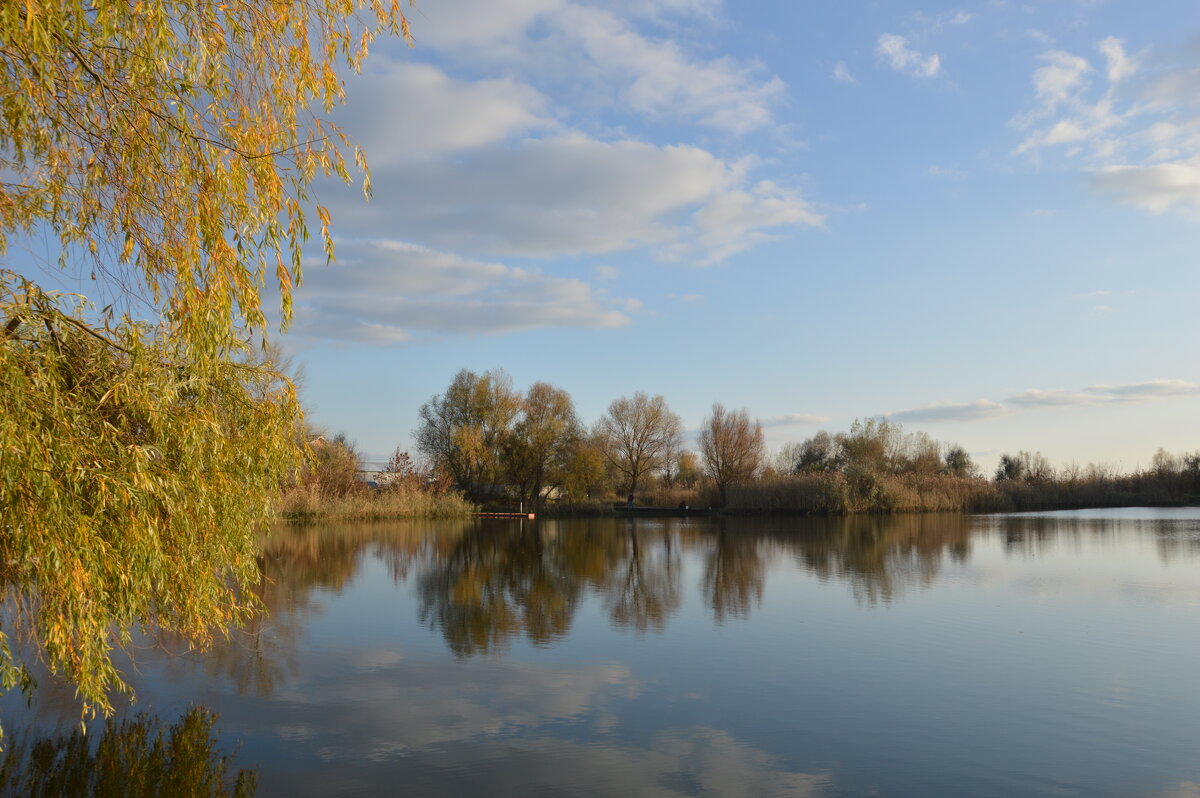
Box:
418;520;687;654
417;522;583;656
702;522;766;623
1155;523;1200;562
0;706;254;797
419;515;982;648
768;514;973;606
984;514;1200;564
153;521;468;698
605;520;681;633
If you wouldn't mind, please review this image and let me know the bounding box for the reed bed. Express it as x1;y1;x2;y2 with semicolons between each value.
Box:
727;472;1006;515
278;482;476;522
724;469;1200;515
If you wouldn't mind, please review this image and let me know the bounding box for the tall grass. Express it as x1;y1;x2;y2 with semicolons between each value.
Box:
723;467;1200;515
539;499;618;516
725;471;995;514
278;482;476;522
977;469;1200;512
640;485;714;508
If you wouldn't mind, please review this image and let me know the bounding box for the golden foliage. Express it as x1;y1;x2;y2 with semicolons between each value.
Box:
0;0;414;732
1;276;303;724
1;0;411;347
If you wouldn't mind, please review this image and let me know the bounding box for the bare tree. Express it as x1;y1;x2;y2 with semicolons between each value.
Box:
699;403;765;499
596;393;683;496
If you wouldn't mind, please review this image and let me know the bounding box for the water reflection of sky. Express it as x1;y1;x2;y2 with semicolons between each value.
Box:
3;511;1200;797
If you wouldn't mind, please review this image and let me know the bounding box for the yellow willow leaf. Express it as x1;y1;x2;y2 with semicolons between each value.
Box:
0;0;415;735
275;256;292;293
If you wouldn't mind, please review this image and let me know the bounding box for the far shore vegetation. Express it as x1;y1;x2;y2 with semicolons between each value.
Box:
280;443;475;522
287;367;1200;521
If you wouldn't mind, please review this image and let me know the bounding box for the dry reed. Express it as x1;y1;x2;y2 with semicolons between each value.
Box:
278;482;476;522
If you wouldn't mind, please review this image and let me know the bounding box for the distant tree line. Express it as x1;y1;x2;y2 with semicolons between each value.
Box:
300;367;1200;515
408;369;773;508
735;419;1200;513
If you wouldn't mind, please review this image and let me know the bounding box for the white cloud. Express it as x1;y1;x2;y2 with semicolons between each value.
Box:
760;413;833;428
887;400;1006;423
1006;389;1096;408
326;134;819;263
412;0;562;53
879;379;1200;425
1098;35;1138;84
1008;380;1200;407
288;239;633;346
412;0;784;134
1030;51;1092;110
337;63;552;162
606;0;722;22
832;61;857;84
876;34;941;78
278;3;825;350
550;4;785;133
1093;379;1200;400
1013;37;1200;214
690;180;824;264
1089;159;1200;214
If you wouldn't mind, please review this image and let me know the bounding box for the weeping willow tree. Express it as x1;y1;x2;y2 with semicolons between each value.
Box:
0;1;411;729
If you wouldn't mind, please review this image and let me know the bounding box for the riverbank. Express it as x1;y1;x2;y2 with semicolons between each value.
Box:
614;470;1200;517
279;471;1200;523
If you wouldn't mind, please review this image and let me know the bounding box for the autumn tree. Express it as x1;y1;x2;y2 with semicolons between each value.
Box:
675;451;702;490
791;431;837;473
415;369;521;501
699;403;765;499
306;432;363;497
596;393;683;496
0;1;412;728
943;444;978;479
838;417;902;474
559;432;609;503
995;450;1054;483
506;381;582;507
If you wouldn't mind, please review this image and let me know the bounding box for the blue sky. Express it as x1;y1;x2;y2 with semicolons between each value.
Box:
149;2;1200;468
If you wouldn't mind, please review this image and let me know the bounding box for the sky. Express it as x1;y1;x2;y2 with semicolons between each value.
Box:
283;0;1200;471
27;0;1200;472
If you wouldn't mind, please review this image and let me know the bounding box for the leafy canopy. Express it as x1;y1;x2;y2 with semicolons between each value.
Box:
1;0;409;346
0;0;412;728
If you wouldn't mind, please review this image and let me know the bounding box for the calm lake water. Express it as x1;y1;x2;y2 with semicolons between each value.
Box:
5;508;1200;797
